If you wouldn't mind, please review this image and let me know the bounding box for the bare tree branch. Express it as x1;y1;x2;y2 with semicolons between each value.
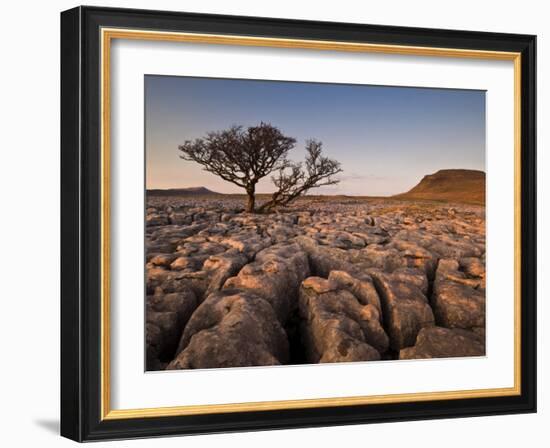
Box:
178;123;296;212
258;140;342;212
178;126;342;213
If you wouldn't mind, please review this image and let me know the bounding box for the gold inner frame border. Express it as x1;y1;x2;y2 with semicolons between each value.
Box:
99;27;522;420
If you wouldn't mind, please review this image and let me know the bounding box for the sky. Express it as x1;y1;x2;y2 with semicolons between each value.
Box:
145;75;485;196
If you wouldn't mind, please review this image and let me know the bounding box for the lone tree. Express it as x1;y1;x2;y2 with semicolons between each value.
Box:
178;123;342;213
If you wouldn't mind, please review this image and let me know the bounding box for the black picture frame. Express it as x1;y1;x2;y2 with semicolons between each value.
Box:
61;5;536;442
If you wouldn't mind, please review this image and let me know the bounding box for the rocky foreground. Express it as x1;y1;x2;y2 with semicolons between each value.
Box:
145;196;486;370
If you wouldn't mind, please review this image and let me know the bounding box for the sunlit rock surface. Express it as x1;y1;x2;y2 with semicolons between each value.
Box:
145;195;485;370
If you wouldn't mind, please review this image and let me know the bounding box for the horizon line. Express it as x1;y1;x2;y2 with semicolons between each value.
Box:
146;167;486;196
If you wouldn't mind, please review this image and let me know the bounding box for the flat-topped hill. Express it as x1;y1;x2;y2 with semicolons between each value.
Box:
394;169;485;205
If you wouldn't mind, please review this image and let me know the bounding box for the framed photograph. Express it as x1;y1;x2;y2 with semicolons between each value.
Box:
60;6;536;441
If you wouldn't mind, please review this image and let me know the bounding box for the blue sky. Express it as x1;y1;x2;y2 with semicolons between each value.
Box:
145;75;485;196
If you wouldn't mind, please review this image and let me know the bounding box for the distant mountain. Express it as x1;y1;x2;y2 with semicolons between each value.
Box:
394;169;485;205
147;187;221;197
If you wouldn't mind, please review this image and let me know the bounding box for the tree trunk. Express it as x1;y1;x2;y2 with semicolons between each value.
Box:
245;190;255;213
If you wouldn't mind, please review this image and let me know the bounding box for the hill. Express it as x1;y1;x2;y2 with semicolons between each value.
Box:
394;169;485;205
147;187;221;197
